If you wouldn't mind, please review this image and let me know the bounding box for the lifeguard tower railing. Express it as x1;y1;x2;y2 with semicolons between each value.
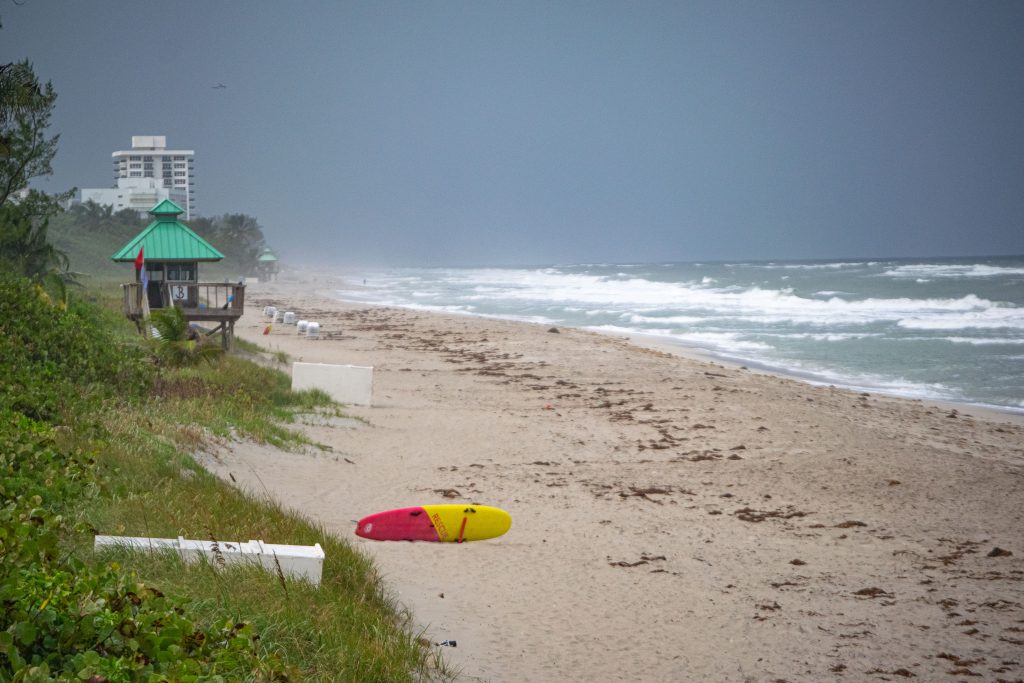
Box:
121;282;246;349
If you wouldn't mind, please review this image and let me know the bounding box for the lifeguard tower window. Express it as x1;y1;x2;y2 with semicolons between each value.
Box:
167;264;195;281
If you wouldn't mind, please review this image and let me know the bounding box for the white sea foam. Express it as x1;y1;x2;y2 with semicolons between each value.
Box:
741;261;874;270
588;324;675;337
943;337;1024;345
400;303;475;314
627;314;705;325
795;367;961;402
588;326;773;354
348;268;1017;329
881;263;1024;279
335;261;1024;412
897;306;1024;330
766;332;883;342
670;332;774;353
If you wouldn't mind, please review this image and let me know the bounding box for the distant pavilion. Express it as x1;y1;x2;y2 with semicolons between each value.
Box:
255;247;279;281
112;199;245;349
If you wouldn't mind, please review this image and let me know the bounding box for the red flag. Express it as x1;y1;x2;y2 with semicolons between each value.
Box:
134;246;145;272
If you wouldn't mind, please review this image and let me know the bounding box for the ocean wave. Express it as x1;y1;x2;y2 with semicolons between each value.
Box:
626;314;705;325
345;269;1018;329
333;266;1022;412
943;337;1024;345
763;332;883;341
399;303;475;314
670;332;774;352
587;326;774;354
700;291;1008;327
587;324;676;337
793;366;961;402
897;307;1024;330
735;261;876;270
880;263;1024;279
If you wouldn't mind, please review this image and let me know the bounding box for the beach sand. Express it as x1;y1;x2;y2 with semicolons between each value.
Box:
202;277;1024;682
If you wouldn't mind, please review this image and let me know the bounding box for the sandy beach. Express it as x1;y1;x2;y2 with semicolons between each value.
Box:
202;277;1024;682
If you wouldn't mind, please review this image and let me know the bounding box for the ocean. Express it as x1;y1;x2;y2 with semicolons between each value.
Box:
332;256;1024;414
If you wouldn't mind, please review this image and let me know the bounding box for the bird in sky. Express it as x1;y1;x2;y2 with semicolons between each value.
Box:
212;83;226;89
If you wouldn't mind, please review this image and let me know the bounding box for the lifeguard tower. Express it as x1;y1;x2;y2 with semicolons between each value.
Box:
255;247;279;281
112;199;245;349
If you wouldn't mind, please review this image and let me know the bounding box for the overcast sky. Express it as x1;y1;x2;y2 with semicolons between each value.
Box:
4;0;1023;266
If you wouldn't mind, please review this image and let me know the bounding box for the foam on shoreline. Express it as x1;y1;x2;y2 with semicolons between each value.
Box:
326;280;1024;425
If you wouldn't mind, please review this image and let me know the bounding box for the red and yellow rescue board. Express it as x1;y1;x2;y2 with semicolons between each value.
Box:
355;504;512;543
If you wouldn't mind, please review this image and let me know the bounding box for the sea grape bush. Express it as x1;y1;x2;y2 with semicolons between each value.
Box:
0;414;286;681
0;272;152;422
0;275;288;681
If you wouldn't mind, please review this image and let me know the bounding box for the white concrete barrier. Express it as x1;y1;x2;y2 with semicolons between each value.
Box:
291;362;373;406
94;535;325;586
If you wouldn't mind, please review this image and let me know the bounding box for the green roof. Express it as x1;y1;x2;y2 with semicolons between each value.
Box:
111;201;224;262
257;248;278;262
149;199;184;216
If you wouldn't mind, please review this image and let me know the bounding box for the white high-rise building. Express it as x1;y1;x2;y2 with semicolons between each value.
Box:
111;135;195;218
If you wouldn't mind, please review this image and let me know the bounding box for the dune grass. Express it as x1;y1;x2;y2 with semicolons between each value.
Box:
0;272;452;681
77;354;454;682
82;433;443;682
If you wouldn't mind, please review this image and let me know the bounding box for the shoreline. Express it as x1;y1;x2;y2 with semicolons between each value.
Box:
618;331;1024;427
215;278;1024;682
322;278;1024;425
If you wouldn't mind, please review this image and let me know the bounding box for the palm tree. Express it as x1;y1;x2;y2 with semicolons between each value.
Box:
149;305;222;367
214;213;266;272
0;204;67;280
72;199;114;232
0;203;73;306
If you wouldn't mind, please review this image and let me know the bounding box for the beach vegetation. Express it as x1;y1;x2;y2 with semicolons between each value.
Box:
0;59;75;304
149;304;224;368
0;60;59;195
0;273;451;681
0;202;72;302
184;213;270;278
45;206;275;285
43;206;146;285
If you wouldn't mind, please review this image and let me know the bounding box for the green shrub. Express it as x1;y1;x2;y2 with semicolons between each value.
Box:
0;272;441;681
0;413;290;681
0;272;152;422
149;306;223;368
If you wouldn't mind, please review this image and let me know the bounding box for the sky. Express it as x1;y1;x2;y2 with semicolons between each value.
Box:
3;0;1023;266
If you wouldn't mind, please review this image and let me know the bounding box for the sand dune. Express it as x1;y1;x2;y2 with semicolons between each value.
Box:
202;278;1024;682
